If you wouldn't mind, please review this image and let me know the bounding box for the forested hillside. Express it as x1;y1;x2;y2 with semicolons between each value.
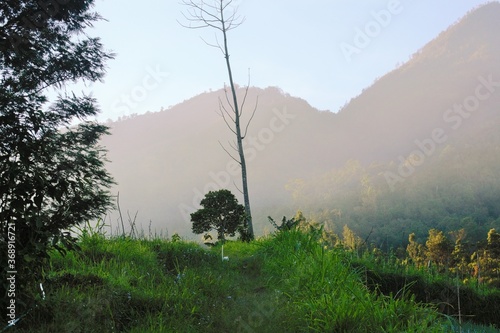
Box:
288;2;500;247
287;137;500;247
100;2;500;245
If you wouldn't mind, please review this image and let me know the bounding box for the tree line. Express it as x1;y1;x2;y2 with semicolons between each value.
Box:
286;137;500;250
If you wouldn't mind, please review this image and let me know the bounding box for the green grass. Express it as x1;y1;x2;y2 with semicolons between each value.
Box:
349;251;500;329
4;230;498;332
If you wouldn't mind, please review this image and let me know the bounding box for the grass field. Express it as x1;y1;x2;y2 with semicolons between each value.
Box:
5;227;499;332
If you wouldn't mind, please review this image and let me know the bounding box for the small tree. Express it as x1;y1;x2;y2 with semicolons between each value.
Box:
487;228;500;258
191;189;246;242
484;228;500;280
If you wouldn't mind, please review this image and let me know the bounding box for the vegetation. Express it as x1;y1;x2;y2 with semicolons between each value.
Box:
191;189;248;242
0;0;114;313
1;1;498;332
287;138;500;250
180;0;257;239
2;218;499;332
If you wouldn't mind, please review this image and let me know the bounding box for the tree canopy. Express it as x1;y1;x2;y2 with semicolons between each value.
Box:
0;0;114;310
191;189;246;242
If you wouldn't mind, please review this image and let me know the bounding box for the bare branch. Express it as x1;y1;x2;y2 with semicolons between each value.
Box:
116;192;125;237
224;85;236;114
182;0;224;23
221;0;245;30
179;0;244;35
218;98;237;136
218;140;241;164
239;70;258;139
200;35;225;55
233;180;243;195
242;95;258;139
229;140;239;152
127;210;139;238
239;70;252;117
218;97;234;122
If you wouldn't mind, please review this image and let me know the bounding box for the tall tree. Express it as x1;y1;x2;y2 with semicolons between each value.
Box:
487;228;500;258
0;0;114;311
342;225;363;253
406;233;426;268
425;229;452;271
180;0;256;239
484;228;500;280
450;229;469;276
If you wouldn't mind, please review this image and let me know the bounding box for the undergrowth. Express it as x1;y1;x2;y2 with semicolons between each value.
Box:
3;228;498;332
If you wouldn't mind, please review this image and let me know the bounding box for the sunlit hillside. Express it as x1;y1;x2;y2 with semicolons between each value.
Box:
100;2;500;244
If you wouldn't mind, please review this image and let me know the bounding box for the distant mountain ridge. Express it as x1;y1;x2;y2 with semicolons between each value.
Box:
100;2;500;238
336;1;500;162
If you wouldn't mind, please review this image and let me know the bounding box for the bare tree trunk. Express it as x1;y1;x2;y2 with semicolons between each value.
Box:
180;0;255;239
219;6;253;239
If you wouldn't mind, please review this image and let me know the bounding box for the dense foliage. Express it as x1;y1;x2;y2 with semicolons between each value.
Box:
287;137;500;249
0;0;114;312
191;189;247;242
281;212;500;288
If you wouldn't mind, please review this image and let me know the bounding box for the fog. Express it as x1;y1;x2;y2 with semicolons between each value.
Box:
99;3;500;245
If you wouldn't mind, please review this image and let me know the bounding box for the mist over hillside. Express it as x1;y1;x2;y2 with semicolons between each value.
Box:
101;87;336;236
100;2;500;244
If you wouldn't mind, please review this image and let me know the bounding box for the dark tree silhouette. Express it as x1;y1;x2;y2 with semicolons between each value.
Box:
0;0;114;312
191;189;246;242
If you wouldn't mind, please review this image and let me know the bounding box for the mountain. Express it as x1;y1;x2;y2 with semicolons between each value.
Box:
100;87;337;236
99;2;500;240
336;1;500;162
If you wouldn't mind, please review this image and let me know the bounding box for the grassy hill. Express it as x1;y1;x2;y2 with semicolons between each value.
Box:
5;225;499;332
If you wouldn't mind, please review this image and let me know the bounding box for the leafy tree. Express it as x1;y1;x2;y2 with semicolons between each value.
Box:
406;233;426;268
486;228;500;258
191;189;246;242
268;216;299;232
0;0;114;310
449;229;470;276
342;225;363;253
425;229;452;271
482;228;500;281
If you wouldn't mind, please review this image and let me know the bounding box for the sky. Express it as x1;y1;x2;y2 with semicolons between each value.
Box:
77;0;494;121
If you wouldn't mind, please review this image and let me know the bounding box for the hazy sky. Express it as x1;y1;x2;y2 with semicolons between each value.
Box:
80;0;493;121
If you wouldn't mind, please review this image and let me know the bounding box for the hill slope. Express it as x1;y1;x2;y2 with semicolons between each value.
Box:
336;1;500;161
14;230;470;332
101;87;339;235
100;2;500;239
